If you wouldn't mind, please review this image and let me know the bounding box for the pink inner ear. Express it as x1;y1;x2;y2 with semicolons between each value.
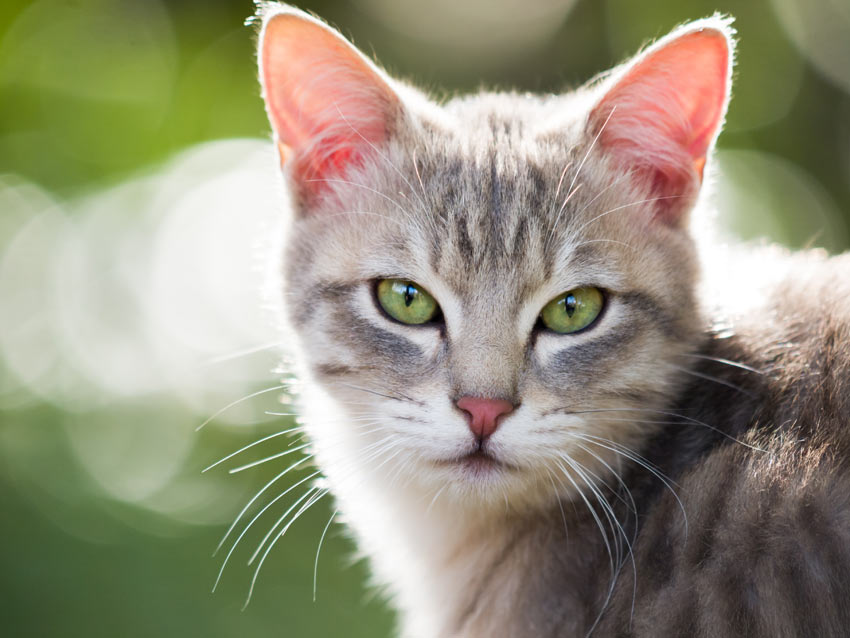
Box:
590;28;731;224
260;12;399;194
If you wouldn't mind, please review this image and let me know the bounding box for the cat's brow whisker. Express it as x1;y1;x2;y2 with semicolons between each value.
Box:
572;238;635;251
544;106;617;252
554;182;583;226
332;102;429;214
411;148;430;209
553;161;573;201
196;384;288;431
567;105;615;198
544;181;582;253
323;209;406;226
570;194;683;237
573;171;631;218
304;177;416;221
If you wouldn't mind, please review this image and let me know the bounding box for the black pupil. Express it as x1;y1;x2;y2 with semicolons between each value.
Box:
404;284;416;307
564;294;577;317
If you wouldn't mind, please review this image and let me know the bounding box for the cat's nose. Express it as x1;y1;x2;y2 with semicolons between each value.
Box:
456;396;515;440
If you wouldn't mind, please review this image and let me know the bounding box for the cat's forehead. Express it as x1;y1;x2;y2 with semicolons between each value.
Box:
418;149;553;288
401;96;610;295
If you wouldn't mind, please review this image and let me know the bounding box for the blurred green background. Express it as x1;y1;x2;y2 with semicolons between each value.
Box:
1;0;848;636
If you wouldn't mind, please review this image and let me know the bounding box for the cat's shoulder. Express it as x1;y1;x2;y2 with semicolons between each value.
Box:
608;426;850;637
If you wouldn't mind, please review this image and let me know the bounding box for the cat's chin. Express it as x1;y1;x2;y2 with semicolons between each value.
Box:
423;449;546;509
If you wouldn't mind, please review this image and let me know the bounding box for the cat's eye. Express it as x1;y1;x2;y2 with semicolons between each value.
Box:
539;287;604;334
376;279;440;325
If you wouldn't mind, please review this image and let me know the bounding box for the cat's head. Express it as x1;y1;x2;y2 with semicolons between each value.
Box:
258;4;733;511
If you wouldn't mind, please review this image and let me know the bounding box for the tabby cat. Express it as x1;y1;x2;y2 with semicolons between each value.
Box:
254;3;850;636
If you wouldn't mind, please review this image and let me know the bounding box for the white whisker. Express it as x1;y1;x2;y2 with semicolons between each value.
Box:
196;384;287;431
228;442;312;474
214;455;313;556
203;425;304;473
313;509;338;602
212;469;320;592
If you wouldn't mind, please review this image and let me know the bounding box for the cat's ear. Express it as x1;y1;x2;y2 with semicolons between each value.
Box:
258;5;401;201
589;18;734;225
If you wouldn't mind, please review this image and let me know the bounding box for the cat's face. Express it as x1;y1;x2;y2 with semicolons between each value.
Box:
259;6;732;511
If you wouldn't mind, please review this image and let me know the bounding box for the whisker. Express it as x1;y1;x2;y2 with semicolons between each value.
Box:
545;470;570;541
682;353;765;375
412;148;429;205
303;179;414;224
545;105;616;250
559;407;768;453
669;363;755;397
214;455;313;556
228;442;312;474
212;469;320;592
322;209;406;226
196;384;287;431
573;442;636;515
572;171;631;218
203;340;285;365
332;102;429;214
334;381;421;405
313;509;338;602
572;442;639;624
243;487;329;608
203;425;304;473
554;457;618;636
425;483;449;514
574;433;688;539
553;459;615;576
553;161;573;201
570;194;682;236
248;486;323;567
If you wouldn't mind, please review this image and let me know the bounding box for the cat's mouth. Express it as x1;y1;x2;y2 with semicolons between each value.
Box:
439;449;515;474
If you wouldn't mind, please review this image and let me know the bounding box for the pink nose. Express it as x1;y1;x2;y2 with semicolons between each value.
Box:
456;396;515;440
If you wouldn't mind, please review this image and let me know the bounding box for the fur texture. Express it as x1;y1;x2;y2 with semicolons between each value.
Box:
255;5;850;636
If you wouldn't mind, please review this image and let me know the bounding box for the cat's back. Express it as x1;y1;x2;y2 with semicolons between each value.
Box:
596;249;850;637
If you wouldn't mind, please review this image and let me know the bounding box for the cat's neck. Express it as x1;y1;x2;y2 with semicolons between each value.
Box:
344;476;593;637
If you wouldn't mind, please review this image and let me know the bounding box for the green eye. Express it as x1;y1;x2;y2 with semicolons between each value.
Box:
540;287;604;334
376;279;440;325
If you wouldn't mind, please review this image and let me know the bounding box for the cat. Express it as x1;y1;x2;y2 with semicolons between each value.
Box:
254;3;850;636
